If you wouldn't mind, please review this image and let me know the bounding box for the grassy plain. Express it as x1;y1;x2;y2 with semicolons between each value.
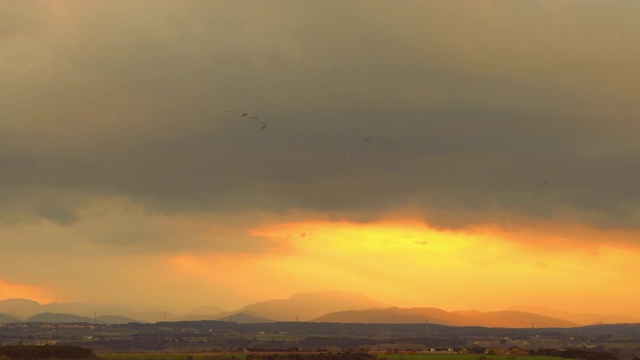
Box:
98;354;246;360
379;356;566;360
98;354;569;360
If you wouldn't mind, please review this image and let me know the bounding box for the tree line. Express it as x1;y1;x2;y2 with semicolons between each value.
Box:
534;348;617;360
246;352;377;360
0;345;96;359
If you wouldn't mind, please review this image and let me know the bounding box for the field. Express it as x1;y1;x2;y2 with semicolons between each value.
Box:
98;354;570;360
378;355;566;360
98;354;245;360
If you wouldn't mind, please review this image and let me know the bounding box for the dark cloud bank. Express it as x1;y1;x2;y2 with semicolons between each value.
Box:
1;1;640;234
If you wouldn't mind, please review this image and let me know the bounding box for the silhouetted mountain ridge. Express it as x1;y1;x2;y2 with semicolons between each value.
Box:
0;299;43;319
234;291;387;321
313;307;579;328
508;305;640;325
210;312;273;324
26;312;95;323
0;313;21;323
0;298;171;323
2;293;638;327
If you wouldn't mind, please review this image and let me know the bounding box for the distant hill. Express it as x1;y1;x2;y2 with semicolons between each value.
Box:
0;299;43;319
26;312;94;323
508;305;640;325
0;313;21;323
451;310;578;328
313;307;451;324
213;312;273;324
39;302;171;323
184;305;225;316
235;291;386;321
4;294;637;327
176;305;226;321
0;298;179;323
313;307;578;328
97;315;142;324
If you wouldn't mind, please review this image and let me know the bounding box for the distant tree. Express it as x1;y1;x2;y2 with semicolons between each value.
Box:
0;345;96;359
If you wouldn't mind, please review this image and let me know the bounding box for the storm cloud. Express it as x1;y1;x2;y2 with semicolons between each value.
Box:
2;1;639;231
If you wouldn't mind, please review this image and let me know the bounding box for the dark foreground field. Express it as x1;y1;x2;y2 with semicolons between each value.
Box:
2;322;639;359
96;354;570;360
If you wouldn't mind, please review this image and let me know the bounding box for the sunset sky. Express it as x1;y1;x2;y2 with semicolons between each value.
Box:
2;1;640;318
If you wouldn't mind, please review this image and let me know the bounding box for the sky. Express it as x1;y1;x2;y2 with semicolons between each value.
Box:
1;0;640;317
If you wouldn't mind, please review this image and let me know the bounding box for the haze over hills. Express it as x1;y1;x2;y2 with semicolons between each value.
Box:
25;312;95;323
449;310;578;328
175;304;228;321
234;291;388;321
0;298;158;323
207;311;274;324
508;305;640;325
176;305;275;323
11;312;142;324
1;292;638;328
0;313;21;324
312;307;451;324
176;291;386;323
0;299;43;319
312;307;578;328
182;305;226;318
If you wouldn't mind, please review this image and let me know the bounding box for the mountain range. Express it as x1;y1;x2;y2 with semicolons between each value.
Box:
312;307;578;328
0;298;169;323
1;291;638;328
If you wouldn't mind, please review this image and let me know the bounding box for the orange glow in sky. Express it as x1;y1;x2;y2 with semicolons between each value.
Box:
3;0;640;323
0;278;52;304
171;219;640;317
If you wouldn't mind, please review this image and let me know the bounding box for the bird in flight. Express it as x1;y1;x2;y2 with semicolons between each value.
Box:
226;110;267;130
535;180;549;191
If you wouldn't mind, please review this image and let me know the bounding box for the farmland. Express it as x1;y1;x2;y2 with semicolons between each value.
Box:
1;321;639;360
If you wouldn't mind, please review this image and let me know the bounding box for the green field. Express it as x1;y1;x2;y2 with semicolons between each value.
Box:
98;354;569;360
98;354;246;360
378;355;566;360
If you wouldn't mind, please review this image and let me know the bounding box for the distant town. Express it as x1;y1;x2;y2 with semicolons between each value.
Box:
1;320;639;360
1;294;639;359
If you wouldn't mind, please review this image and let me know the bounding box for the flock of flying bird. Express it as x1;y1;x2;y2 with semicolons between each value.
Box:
225;110;267;130
226;109;550;198
225;110;393;152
